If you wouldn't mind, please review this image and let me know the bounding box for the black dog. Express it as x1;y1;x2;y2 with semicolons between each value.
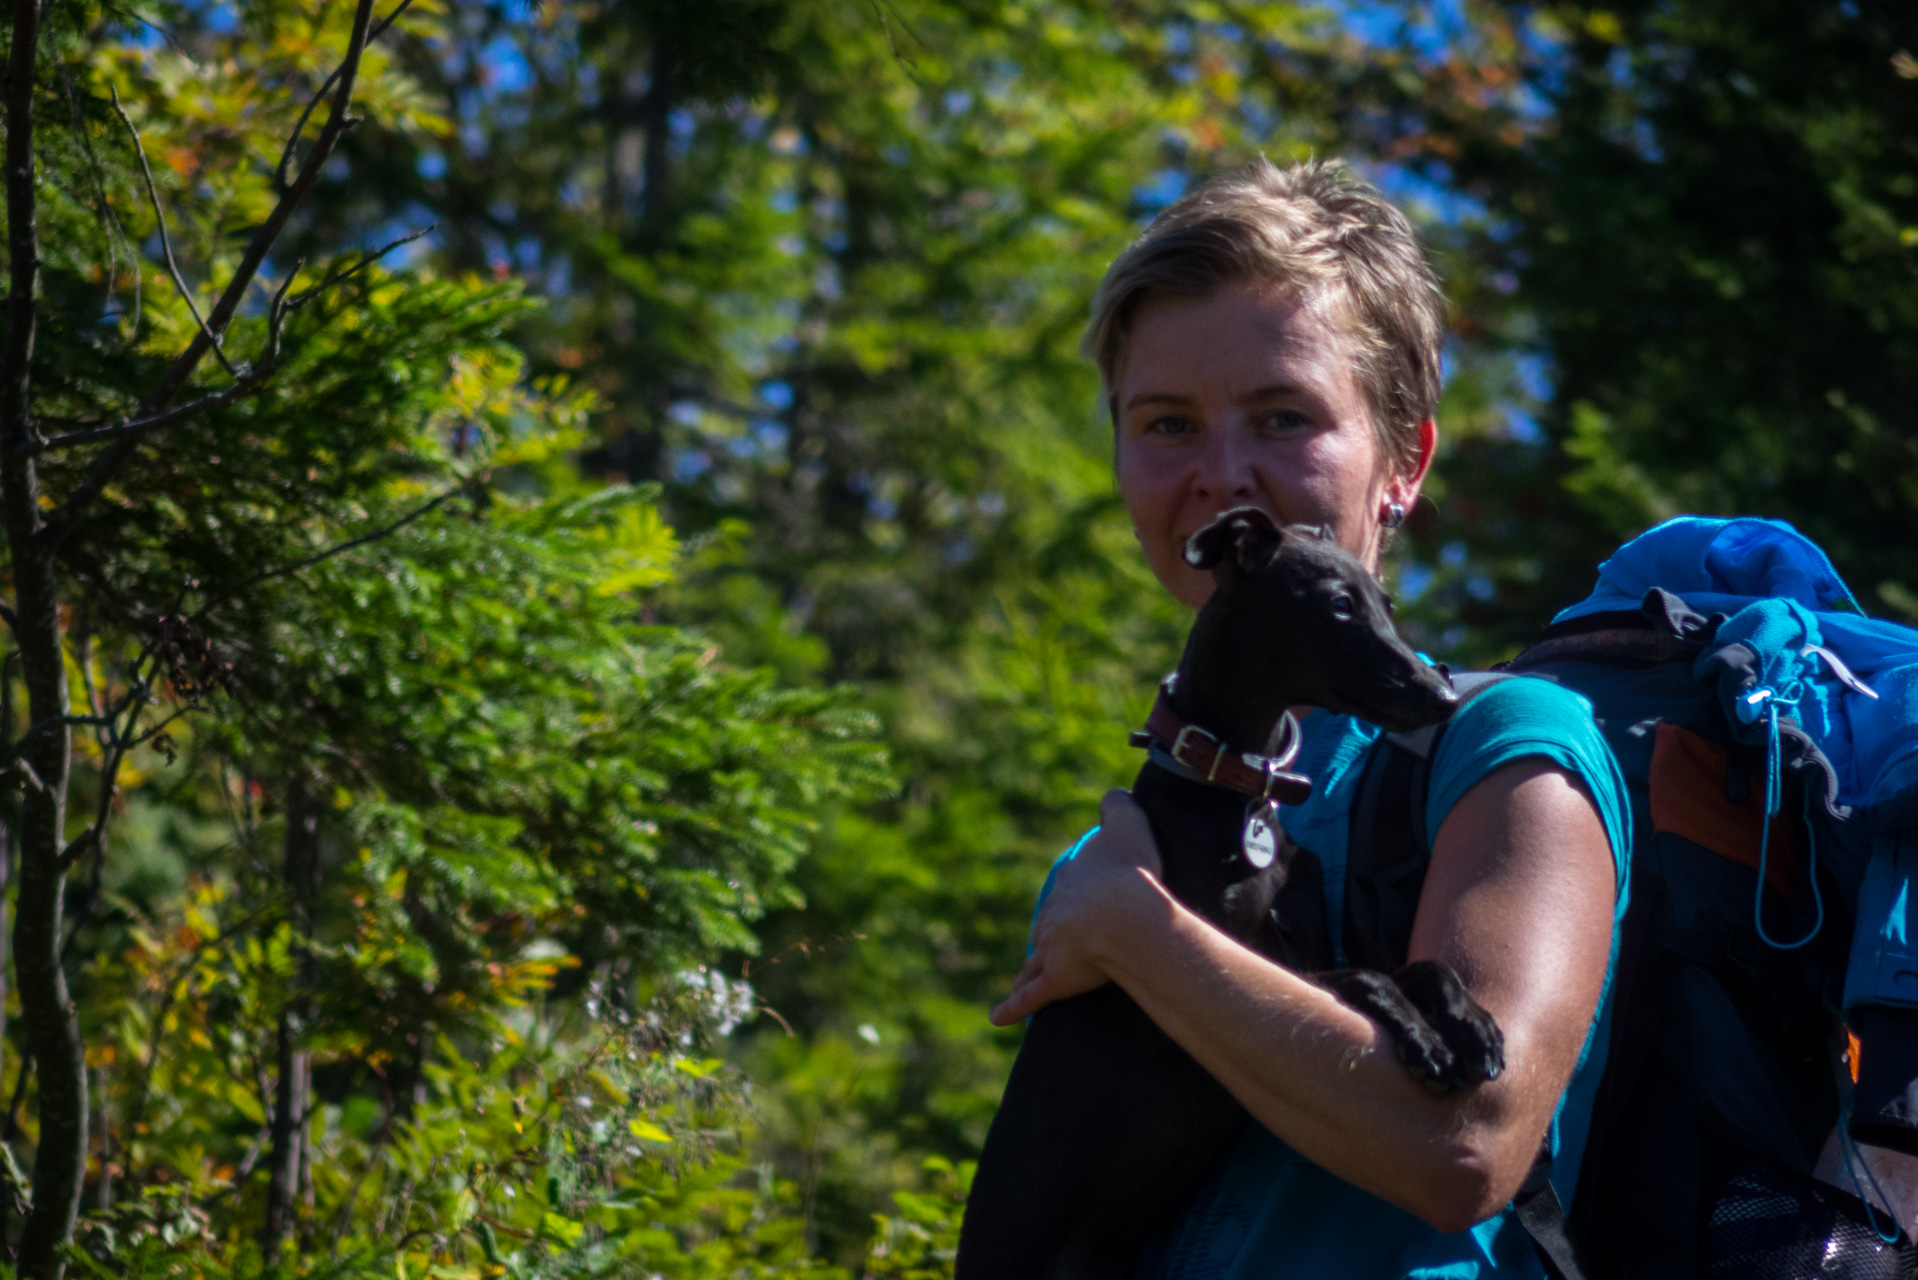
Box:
956;508;1504;1280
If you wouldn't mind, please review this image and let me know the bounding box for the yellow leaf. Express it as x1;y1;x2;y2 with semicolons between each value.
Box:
627;1119;673;1143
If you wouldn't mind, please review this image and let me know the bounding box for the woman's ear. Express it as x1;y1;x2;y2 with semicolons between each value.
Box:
1384;417;1440;518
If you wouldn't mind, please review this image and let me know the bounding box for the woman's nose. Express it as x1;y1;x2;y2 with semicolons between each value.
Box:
1192;424;1257;501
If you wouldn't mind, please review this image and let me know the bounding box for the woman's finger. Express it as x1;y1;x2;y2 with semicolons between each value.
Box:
990;965;1046;1025
1098;786;1143;828
1092;788;1164;877
989;945;1047;1023
1008;947;1044;993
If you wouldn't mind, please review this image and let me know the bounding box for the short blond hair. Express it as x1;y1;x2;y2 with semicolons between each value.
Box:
1084;158;1444;477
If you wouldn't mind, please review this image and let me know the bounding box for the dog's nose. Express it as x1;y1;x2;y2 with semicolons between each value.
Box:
1417;677;1461;718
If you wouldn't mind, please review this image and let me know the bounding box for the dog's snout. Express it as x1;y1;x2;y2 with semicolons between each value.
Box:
1348;662;1460;734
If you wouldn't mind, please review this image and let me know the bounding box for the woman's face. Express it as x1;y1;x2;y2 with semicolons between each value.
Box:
1113;282;1430;610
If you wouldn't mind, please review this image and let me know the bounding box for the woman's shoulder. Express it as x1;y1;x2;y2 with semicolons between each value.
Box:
1428;673;1631;881
1448;671;1602;741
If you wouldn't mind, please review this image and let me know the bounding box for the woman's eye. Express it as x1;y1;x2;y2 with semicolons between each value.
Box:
1329;594;1355;621
1146;415;1196;436
1258;410;1312;432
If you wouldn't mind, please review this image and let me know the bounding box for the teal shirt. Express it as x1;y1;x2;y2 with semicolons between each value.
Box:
1033;676;1632;1280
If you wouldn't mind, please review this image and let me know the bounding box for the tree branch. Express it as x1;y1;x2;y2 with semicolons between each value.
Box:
59;646;171;977
33;385;254;453
194;480;476;619
2;0;41;460
274;0;419;193
22;223;430;455
286;225;434;312
51;7;139;333
109;87;239;380
28;204;427;461
41;0;382;554
119;903;273;1144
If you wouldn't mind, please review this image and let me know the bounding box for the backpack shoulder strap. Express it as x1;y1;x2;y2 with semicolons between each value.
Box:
1342;671;1514;971
1514;1155;1588;1280
1350;674;1593;1280
1385;671;1515;763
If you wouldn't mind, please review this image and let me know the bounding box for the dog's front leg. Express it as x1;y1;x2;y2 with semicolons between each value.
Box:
1313;961;1505;1095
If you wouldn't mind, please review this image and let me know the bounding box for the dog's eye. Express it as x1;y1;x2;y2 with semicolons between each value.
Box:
1328;594;1355;621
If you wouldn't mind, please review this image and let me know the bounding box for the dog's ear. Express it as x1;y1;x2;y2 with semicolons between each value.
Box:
1185;507;1282;573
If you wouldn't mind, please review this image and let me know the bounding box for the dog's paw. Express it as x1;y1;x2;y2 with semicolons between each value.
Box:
1392;960;1505;1089
1315;969;1460;1092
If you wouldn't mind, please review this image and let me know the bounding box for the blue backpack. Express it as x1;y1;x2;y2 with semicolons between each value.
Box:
1348;517;1918;1280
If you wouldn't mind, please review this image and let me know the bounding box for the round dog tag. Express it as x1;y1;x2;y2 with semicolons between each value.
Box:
1242;800;1282;869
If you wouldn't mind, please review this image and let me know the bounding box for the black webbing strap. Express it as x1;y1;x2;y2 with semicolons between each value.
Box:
1513;1151;1588;1280
1342;732;1433;971
1343;673;1512;971
1351;672;1592;1278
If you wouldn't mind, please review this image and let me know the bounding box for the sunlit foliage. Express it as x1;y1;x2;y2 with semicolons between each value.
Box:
6;0;1911;1276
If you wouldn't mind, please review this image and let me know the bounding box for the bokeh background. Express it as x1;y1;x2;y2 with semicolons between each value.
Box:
4;0;1915;1274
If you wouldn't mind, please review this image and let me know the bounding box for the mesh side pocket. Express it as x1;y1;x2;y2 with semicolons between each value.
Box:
1708;1159;1916;1280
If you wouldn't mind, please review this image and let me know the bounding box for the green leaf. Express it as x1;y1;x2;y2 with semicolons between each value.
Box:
538;1211;585;1248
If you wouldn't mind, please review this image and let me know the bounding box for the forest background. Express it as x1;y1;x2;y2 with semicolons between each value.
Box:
0;0;1909;1276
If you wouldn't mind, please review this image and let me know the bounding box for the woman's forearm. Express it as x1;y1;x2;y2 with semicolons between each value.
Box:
996;764;1613;1231
1090;870;1526;1230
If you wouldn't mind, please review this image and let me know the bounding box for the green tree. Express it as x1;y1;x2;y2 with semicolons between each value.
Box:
1306;0;1918;652
311;1;1396;1255
0;0;403;1265
0;1;886;1272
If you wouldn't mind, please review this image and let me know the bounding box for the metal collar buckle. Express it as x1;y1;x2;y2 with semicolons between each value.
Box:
1135;684;1314;805
1171;722;1223;780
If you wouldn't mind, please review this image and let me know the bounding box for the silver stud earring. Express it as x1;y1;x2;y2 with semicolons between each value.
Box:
1383;499;1407;530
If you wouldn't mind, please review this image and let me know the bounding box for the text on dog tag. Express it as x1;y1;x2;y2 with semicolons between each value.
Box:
1242;800;1282;869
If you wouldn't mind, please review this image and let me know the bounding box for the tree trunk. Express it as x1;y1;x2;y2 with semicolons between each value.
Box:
7;432;85;1280
640;34;675;230
260;1019;307;1258
261;781;319;1259
0;818;11;1094
2;1;86;1274
86;1064;109;1211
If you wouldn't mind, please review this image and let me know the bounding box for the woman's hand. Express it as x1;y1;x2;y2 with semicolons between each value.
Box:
990;789;1167;1026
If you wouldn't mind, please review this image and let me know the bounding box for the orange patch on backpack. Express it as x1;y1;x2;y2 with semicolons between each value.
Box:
1648;722;1799;896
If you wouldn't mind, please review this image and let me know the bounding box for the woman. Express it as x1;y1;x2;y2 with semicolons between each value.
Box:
988;160;1632;1277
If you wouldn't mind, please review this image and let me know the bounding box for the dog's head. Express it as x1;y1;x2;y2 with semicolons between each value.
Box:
1183;507;1457;733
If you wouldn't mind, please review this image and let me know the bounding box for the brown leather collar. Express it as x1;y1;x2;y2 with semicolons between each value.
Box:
1129;680;1313;804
